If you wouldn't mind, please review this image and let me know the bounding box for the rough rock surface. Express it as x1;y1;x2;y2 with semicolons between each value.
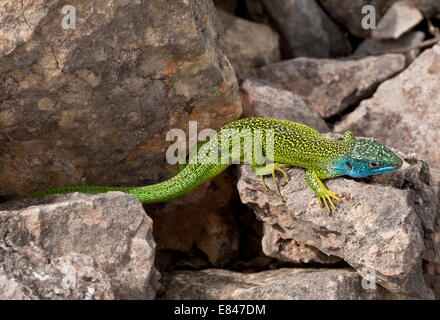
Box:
217;10;280;78
261;0;351;58
160;268;387;300
380;0;440;19
0;268;39;300
240;79;329;132
354;31;425;64
262;223;342;264
319;0;380;38
319;0;440;38
236;149;437;298
0;0;241;196
372;1;424;40
0;192;159;300
0;253;114;300
335;45;440;174
259;54;406;118
0;0;54;56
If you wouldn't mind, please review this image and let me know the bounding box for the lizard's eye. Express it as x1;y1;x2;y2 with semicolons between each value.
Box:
345;161;353;171
369;162;379;168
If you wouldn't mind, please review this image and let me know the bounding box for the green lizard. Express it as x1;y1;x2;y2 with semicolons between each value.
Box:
8;117;402;211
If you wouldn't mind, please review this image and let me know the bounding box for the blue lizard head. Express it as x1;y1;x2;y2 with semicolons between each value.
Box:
334;140;403;178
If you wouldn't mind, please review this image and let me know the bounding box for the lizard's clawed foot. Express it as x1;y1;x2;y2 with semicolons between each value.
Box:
317;190;341;213
260;176;269;191
274;164;289;186
254;163;290;202
271;164;289;201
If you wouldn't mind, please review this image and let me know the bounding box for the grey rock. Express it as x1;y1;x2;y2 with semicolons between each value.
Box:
259;54;406;118
0;192;159;299
0;269;38;300
261;0;351;58
319;0;381;38
372;1;424;40
160;268;387;300
262;223;342;264
335;45;440;174
0;0;241;196
366;153;439;265
355;31;425;64
217;10;280;78
236;150;437;298
240;79;329;132
1;253;114;300
414;0;440;18
0;0;56;56
379;0;440;19
319;0;439;39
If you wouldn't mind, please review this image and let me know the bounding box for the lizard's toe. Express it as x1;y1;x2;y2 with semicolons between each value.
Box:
317;190;340;213
327;190;341;203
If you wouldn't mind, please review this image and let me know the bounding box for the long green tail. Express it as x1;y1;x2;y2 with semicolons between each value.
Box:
128;163;228;203
8;117;280;204
11;162;229;204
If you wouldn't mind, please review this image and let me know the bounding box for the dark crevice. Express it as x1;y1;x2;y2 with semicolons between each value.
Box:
325;102;361;128
234;0;250;20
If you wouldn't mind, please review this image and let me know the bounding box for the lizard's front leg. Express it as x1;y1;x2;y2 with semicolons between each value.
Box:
304;169;341;212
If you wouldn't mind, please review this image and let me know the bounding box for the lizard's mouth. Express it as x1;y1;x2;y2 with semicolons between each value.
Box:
374;165;401;174
373;154;403;173
374;156;403;174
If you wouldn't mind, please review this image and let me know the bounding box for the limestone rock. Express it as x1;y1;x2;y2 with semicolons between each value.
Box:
366;153;439;265
414;0;440;17
354;31;425;64
335;45;440;173
262;223;342;264
319;0;380;38
236;151;437;298
319;0;439;38
259;54;406;118
379;0;440;19
0;0;241;197
1;253;114;300
160;268;387;300
261;0;351;58
240;79;329;132
217;10;280;78
372;1;424;40
0;269;38;300
0;0;56;56
0;192;159;299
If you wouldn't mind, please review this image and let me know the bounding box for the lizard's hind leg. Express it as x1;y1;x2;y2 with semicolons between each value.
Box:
251;163;290;201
